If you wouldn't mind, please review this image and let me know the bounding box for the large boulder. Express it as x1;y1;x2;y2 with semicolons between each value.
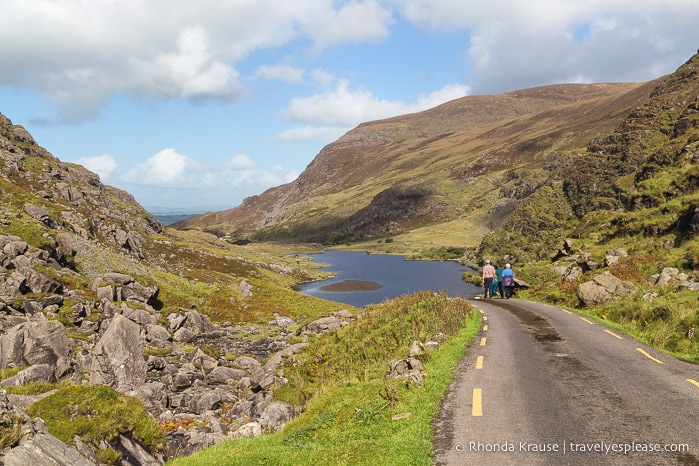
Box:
90;314;147;392
0;321;72;377
577;272;638;306
3;433;95;466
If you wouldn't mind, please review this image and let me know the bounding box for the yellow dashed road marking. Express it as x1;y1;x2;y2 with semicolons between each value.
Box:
480;337;487;346
476;355;484;369
472;388;483;416
688;379;699;388
580;317;595;325
636;348;664;364
604;330;623;340
483;324;488;331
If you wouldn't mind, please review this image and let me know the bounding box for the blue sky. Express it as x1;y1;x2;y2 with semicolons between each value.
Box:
1;1;698;211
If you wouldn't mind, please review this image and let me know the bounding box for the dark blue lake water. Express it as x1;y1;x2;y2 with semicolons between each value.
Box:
296;250;480;307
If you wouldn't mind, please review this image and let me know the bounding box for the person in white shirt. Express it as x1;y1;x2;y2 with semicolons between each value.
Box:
482;259;496;299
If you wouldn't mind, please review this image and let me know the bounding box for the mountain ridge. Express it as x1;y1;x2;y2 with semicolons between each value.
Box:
173;79;663;244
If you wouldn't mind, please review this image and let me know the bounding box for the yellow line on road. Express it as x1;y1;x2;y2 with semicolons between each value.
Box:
483;316;488;321
560;308;573;314
478;309;484;314
580;317;595;325
687;379;699;388
636;348;664;364
476;355;484;369
480;337;487;346
472;388;483;416
604;330;623;340
483;324;488;331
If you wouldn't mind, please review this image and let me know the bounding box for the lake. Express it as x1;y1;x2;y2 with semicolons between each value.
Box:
295;250;480;307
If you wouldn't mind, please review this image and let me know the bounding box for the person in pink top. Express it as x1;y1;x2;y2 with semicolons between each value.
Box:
481;259;496;299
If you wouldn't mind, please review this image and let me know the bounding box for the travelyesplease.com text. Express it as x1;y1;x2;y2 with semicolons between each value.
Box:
458;440;690;455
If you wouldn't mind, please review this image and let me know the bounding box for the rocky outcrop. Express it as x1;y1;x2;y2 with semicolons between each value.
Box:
0;235;313;464
1;114;162;259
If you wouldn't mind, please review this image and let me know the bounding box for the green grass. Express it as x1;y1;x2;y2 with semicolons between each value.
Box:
26;385;166;464
168;293;482;465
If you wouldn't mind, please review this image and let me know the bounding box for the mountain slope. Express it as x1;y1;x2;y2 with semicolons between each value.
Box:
174;80;660;244
480;50;699;262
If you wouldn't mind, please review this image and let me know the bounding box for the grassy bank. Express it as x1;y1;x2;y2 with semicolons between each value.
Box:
169;292;482;465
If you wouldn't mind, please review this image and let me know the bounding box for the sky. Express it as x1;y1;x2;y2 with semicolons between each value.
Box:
1;1;698;212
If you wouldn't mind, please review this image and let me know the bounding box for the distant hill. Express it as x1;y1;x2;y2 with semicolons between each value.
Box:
173;78;661;251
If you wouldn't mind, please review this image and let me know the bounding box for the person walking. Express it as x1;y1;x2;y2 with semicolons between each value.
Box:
502;263;515;298
482;259;496;299
495;262;505;298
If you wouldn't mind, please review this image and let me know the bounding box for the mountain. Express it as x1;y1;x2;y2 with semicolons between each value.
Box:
173;78;662;246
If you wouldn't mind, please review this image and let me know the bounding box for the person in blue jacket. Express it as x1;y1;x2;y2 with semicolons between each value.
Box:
501;263;515;298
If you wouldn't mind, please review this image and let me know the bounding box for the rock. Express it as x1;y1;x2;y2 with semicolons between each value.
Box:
606;248;628;257
3;433;96;466
236;421;262;438
334;309;353;318
167;313;187;331
173;327;196;343
132;382;167;412
190;348;218;376
387;359;409;378
117;434;164;466
677;281;699;292
145;324;171;342
408;340;424;359
553;265;583;281
301;316;346;335
207;366;247;385
18;267;63;294
605;255;619;267
89;313;147;392
0;321;71;377
250;343;305;392
239;280;253;300
407;357;425;373
172;363;204;390
189;392;222;415
121;306;157;326
1;364;55;387
655;267;680;286
258;402;294;432
233;356;261;372
576;272;638;306
269;315;295;328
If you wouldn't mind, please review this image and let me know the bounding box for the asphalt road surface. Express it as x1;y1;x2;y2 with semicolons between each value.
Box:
433;298;699;465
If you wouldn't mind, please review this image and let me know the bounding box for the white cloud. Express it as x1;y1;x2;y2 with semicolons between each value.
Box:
120;148;297;194
392;0;699;93
255;64;305;83
75;154;119;180
123;148;190;186
0;0;394;121
274;126;350;143
302;0;395;53
227;154;257;170
284;79;468;126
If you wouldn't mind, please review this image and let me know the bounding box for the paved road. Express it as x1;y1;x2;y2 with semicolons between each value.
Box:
433;298;699;465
